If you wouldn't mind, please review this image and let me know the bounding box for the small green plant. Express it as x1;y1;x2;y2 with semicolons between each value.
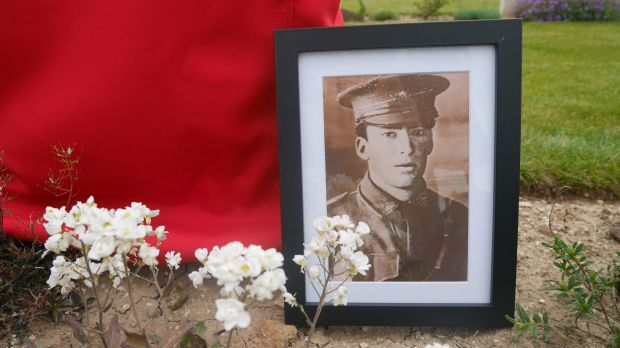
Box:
415;0;449;19
357;0;368;20
507;234;620;346
505;303;553;341
454;8;500;20
373;10;399;21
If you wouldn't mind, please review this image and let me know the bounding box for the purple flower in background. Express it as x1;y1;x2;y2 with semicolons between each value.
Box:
515;0;616;21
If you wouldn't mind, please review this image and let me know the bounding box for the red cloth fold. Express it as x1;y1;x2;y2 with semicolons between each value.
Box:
0;1;343;257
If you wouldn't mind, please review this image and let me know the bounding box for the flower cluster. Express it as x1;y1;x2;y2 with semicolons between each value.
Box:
515;0;619;21
43;197;179;292
285;215;371;308
188;242;286;331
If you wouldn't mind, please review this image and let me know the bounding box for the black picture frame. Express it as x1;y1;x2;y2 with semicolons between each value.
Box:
275;19;521;327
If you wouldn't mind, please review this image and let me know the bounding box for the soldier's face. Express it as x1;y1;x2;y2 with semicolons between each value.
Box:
356;125;433;190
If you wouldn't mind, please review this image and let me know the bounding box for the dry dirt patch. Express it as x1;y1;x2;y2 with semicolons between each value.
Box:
23;197;620;347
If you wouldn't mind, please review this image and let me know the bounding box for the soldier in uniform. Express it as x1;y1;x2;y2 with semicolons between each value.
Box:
328;74;468;282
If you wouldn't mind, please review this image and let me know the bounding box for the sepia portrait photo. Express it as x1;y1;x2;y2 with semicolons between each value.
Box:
278;22;521;319
323;72;469;282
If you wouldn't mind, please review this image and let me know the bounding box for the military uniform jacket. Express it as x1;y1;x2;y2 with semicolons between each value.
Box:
328;174;468;282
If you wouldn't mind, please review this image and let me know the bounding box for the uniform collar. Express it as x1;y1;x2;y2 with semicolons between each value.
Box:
358;173;428;218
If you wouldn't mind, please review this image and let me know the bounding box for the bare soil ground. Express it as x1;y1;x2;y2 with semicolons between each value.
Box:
18;197;620;347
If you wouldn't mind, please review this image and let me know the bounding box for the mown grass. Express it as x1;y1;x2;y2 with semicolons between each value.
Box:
342;0;500;17
520;22;620;197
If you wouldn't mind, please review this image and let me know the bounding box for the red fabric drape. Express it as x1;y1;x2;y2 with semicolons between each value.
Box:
0;1;343;257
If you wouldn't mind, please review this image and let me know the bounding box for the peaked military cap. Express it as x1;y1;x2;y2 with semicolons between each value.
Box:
337;74;450;128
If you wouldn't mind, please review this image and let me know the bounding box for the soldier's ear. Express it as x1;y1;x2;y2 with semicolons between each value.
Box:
355;137;370;160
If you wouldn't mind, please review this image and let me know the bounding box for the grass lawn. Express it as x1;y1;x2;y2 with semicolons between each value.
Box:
341;0;500;17
520;22;620;197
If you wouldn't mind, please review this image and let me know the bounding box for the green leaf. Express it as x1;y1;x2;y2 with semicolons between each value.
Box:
505;314;516;325
543;323;552;342
516;303;529;322
192;321;207;339
533;313;542;323
543;312;549;324
575;242;584;254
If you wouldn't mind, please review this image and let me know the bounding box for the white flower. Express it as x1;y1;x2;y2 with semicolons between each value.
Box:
313;216;333;236
43;206;67;235
234;256;262;278
188;270;204;288
104;254;126;278
248;269;287;301
58;273;76;294
47;256;76;294
332;286;348;306
259;248;284;271
165;251;181;270
355;221;370;235
63;201;95;228
305;238;328;258
283;292;298;307
138;243;159;266
114;220;147;240
43;220;64;236
44;233;71;254
326;230;340;246
126;202;153;223
52;255;67;267
308;265;320;280
115;239;134;255
195;248;209;264
349;251;371;276
340;246;354;260
154;226;168;241
218;242;245;260
425;343;451;348
76;225;99;246
292;255;307;271
331;215;354;230
88;236;116;260
70;257;102;287
338;230;364;249
215;298;251;331
206;243;246;293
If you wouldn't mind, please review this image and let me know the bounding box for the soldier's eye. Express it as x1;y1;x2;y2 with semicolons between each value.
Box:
382;131;397;138
409;128;427;136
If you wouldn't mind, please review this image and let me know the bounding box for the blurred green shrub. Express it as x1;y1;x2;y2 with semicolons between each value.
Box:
373;10;399;21
358;0;368;19
454;8;501;19
415;0;449;19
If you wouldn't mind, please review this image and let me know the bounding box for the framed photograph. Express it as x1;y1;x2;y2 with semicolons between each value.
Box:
275;20;521;327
